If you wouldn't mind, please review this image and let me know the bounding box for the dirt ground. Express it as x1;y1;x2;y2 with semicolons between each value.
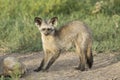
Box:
0;51;120;80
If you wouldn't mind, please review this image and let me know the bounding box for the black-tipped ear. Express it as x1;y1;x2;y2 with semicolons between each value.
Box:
34;17;42;26
49;17;58;26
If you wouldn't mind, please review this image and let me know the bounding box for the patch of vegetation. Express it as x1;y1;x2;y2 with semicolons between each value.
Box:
0;0;120;53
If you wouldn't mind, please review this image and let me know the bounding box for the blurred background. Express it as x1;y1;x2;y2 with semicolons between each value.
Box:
0;0;120;53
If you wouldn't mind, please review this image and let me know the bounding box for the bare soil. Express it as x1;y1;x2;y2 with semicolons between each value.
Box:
0;51;120;80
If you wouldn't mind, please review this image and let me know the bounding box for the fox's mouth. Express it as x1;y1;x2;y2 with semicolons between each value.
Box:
44;33;49;36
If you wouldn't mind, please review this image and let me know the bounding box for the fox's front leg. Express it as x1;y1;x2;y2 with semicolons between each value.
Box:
34;51;50;72
43;50;61;71
40;50;61;71
34;50;60;72
34;58;44;72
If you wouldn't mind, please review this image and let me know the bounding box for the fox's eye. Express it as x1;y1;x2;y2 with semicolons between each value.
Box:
47;28;51;31
42;28;46;31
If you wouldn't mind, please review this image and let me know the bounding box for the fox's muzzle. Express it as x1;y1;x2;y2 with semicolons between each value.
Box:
44;33;49;36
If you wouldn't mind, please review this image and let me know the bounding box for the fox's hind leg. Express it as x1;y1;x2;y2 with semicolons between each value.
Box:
77;48;86;71
86;42;93;69
75;41;86;71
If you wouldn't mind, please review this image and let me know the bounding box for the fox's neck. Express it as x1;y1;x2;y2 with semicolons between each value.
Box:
42;31;61;44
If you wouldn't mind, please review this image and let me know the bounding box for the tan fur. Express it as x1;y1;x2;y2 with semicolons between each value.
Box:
34;17;93;71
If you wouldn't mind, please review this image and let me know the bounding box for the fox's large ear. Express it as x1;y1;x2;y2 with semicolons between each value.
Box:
34;17;42;27
49;17;58;26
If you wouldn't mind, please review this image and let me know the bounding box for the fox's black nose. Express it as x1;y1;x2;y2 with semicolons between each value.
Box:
44;33;49;36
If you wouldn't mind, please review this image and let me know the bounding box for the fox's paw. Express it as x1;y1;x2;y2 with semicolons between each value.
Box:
34;68;48;72
74;66;85;71
34;68;41;72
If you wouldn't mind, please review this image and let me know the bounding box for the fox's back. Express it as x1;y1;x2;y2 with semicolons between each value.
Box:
58;21;92;40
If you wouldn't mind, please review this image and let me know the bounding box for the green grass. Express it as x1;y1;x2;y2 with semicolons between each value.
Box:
0;0;120;53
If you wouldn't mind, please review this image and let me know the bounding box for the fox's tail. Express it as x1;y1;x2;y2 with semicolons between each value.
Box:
86;49;93;68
